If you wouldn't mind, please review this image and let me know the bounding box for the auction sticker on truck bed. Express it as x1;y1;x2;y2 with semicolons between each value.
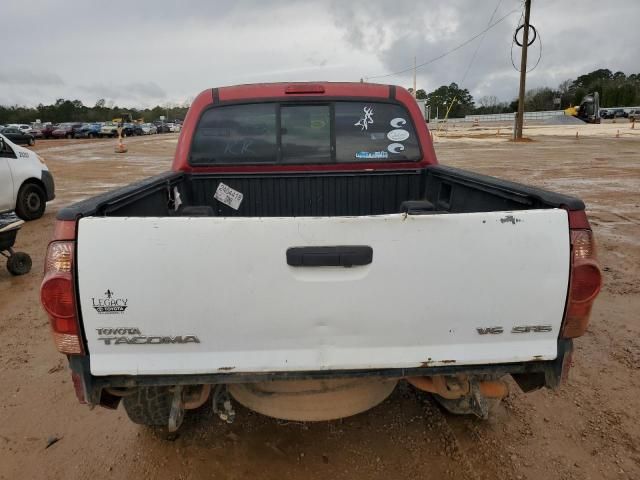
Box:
214;182;243;210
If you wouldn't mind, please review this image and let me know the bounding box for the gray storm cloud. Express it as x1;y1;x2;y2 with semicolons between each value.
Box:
0;70;65;86
1;0;638;107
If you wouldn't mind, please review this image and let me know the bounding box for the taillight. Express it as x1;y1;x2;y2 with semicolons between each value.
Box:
41;241;84;354
562;224;602;338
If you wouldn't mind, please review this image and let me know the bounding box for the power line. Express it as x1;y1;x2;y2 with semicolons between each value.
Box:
365;7;520;81
510;2;542;73
436;0;505;127
460;0;505;85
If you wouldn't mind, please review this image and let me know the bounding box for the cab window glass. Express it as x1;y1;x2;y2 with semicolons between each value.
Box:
335;102;420;162
190;103;277;164
281;105;331;163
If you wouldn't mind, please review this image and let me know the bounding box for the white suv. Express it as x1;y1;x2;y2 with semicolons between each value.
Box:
0;134;55;220
628;108;640;122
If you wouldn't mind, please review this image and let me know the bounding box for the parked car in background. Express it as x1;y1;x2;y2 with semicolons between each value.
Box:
9;124;32;133
599;109;613;119
121;123;136;137
168;122;182;133
612;108;628;118
39;124;59;139
627;108;640;122
0;133;54;220
74;123;102;139
155;122;171;133
140;123;157;135
52;123;83;139
99;122;118;138
132;124;144;136
0;127;36;146
29;128;44;139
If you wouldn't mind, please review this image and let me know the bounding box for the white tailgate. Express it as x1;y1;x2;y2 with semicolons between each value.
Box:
77;210;570;376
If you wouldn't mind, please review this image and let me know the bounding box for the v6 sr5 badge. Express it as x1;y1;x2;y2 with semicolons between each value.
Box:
92;289;128;314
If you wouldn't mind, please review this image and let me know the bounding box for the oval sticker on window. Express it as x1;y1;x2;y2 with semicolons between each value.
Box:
387;129;410;142
387;143;405;154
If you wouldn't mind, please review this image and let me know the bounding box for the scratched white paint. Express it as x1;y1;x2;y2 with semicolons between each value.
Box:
77;210;570;376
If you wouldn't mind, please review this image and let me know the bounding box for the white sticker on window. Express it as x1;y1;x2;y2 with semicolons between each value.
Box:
387;129;410;142
387;143;405;154
354;106;374;131
214;182;244;210
390;118;407;128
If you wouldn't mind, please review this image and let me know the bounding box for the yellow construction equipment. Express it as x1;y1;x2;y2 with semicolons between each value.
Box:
565;92;600;124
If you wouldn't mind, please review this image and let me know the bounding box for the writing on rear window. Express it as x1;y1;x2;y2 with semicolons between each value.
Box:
190;101;421;165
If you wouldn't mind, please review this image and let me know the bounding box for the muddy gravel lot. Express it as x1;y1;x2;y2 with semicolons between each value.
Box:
1;125;638;479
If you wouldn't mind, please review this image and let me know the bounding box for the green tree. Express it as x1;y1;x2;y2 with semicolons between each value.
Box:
524;87;557;111
426;83;474;118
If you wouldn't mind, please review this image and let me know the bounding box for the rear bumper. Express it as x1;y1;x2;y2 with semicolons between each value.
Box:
41;170;55;201
68;339;573;406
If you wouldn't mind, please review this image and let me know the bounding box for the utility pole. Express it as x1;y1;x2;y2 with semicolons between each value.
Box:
413;56;417;98
515;0;532;140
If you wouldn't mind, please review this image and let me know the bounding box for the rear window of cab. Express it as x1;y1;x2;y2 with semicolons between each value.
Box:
190;101;421;165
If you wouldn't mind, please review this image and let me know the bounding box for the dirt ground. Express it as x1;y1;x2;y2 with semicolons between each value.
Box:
1;125;638;479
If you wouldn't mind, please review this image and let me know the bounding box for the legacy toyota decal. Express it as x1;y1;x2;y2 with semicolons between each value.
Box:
92;289;128;314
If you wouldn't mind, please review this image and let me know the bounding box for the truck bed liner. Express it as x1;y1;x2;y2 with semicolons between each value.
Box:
57;167;583;220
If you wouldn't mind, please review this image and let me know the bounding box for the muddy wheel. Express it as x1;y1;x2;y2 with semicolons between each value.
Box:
15;182;46;220
228;378;398;422
122;387;174;426
28;138;35;146
7;252;32;276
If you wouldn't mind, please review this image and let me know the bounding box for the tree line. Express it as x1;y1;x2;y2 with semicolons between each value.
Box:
1;68;639;124
410;68;640;118
0;98;190;125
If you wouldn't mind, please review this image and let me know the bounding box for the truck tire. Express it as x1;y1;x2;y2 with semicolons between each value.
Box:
122;387;174;426
15;182;46;220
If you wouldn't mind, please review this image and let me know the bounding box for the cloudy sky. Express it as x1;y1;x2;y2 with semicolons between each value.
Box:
2;0;638;108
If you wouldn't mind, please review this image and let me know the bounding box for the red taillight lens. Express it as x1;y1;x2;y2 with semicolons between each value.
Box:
41;240;83;354
570;263;602;303
41;276;75;319
562;228;602;338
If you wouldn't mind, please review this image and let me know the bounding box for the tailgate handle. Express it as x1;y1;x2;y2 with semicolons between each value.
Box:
287;246;373;267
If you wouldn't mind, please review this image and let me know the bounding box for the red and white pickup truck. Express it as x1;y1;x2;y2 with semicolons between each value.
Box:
41;82;602;431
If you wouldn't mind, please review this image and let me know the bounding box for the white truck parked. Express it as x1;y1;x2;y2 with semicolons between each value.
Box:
0;133;55;220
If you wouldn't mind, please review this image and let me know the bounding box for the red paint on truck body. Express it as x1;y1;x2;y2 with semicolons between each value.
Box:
172;82;438;173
